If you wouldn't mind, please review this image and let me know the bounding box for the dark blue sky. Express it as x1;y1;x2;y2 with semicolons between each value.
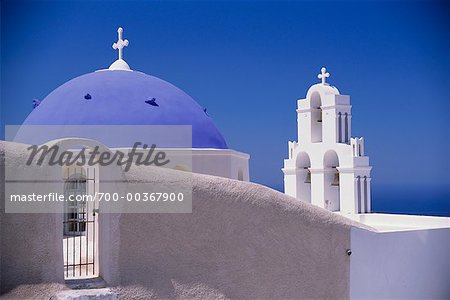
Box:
1;1;450;198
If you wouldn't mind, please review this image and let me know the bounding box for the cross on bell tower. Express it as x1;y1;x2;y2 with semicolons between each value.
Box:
318;67;330;85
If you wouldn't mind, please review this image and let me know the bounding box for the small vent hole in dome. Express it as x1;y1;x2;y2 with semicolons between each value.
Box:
84;93;92;100
145;97;159;107
32;99;41;109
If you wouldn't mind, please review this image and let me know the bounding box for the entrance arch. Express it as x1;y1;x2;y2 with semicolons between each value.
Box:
45;138;124;280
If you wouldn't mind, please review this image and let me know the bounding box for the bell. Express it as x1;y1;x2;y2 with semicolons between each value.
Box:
304;169;311;184
316;107;322;122
331;172;340;186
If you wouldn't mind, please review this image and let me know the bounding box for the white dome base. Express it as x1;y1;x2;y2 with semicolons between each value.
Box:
108;59;131;71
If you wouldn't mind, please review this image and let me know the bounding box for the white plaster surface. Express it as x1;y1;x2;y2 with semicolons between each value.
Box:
0;283;67;300
4;140;448;299
347;213;450;232
350;226;450;299
1;140;361;299
105;160;364;298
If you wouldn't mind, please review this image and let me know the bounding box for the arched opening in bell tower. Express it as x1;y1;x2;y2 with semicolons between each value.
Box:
310;92;323;143
323;150;340;211
296;152;312;203
237;169;244;181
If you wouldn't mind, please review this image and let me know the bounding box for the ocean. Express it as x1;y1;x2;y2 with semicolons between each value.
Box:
372;185;450;217
270;184;450;217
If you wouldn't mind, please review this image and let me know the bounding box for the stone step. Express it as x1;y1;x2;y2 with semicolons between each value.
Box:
65;277;107;289
56;288;117;300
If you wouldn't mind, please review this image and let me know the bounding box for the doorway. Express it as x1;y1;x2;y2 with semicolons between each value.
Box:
63;166;98;279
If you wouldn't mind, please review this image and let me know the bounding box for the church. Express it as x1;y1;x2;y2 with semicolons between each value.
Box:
1;28;449;300
15;27;250;182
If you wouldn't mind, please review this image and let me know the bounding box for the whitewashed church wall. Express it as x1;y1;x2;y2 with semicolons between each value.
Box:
0;212;65;293
230;155;249;181
0;142;65;293
192;154;232;179
350;226;450;299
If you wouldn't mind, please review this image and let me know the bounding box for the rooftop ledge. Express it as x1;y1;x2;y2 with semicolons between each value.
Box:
342;213;450;232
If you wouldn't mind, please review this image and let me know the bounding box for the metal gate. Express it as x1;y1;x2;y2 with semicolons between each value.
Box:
63;167;98;279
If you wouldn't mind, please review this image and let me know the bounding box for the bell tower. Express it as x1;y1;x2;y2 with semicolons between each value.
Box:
283;67;372;214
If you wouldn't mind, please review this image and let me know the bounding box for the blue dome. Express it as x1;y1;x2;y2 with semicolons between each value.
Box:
21;70;227;149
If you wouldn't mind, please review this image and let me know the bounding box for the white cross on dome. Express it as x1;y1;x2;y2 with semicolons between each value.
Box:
109;27;131;71
112;27;129;60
